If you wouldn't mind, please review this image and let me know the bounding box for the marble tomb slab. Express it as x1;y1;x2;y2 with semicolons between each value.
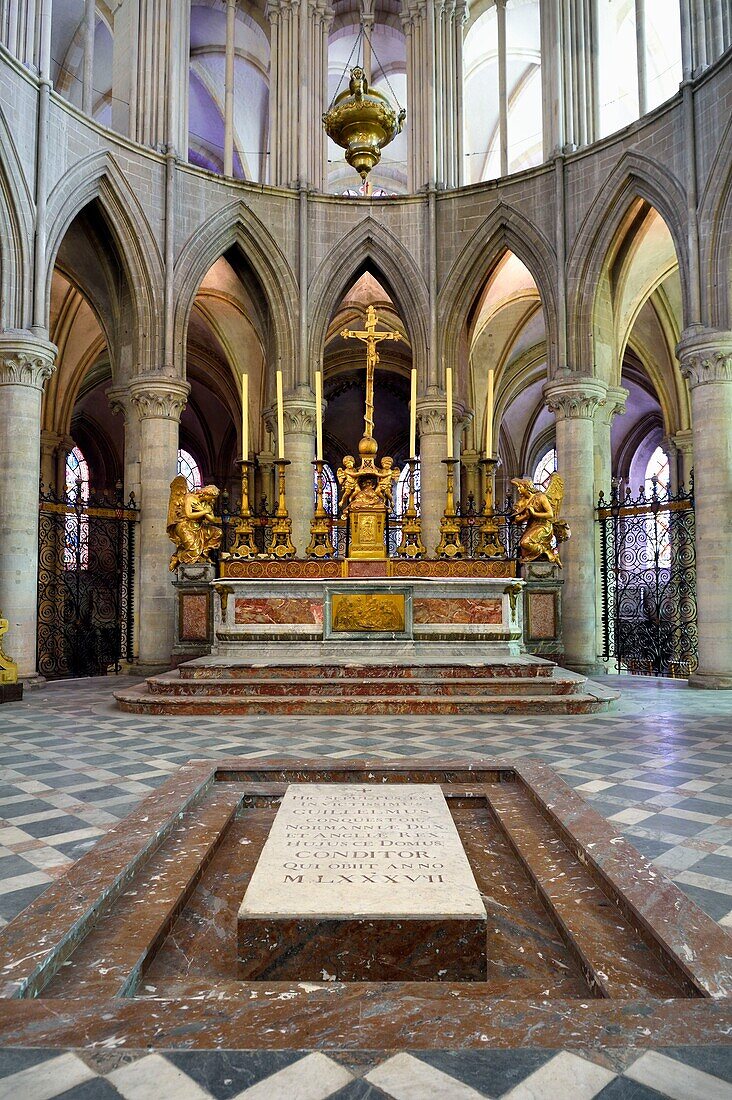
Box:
237;784;487;981
0;759;729;1055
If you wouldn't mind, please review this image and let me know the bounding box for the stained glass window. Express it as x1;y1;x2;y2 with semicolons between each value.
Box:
177;449;202;491
395;460;420;516
532;448;557;487
314;463;339;516
644;446;671;568
64;446;90;569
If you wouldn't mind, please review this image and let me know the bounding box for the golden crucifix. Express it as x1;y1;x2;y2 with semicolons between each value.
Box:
340;305;403;440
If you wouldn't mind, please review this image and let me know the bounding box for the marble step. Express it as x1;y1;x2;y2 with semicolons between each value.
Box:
145;673;583;698
179;660;555;681
114;683;618;715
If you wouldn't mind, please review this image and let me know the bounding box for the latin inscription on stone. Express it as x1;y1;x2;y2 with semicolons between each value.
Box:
237;784;488;981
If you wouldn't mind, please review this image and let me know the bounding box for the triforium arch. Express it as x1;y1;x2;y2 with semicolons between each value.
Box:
0;105;34;330
438;204;559;387
566;153;691;375
44;153;163;377
307;218;430;387
173;201;299;386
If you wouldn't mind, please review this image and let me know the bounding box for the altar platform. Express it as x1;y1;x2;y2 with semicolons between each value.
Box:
115;568;617;713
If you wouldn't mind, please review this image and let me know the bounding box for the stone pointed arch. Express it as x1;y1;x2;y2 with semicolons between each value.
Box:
307;217;429;382
173;199;299;382
566;151;690;370
44;151;163;370
0;103;34;329
438;202;558;380
699;113;732;328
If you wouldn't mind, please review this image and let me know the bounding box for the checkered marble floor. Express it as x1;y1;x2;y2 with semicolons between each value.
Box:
0;674;730;1098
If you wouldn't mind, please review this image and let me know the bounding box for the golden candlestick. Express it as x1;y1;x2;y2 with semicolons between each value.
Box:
395;457;425;558
228;459;258;559
267;459;296;559
435;457;464;559
475;456;507;559
306;459;336;558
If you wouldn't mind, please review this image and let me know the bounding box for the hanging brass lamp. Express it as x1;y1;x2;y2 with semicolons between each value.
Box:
323;67;406;181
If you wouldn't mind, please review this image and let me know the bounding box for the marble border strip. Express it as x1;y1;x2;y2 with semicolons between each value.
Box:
0;757;729;1052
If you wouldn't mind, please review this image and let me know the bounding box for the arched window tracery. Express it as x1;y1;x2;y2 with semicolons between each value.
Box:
177;449;203;491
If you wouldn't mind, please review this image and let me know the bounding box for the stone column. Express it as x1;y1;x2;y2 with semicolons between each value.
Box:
40;429;62;493
112;0;190;153
461;449;481;509
282;395;316;556
129;378;189;669
400;0;465;189
544;377;607;674
676;329;732;688
670;428;694;491
593;385;627;663
0;334;56;679
417;397;449;555
256;448;276;514
108;386;143;658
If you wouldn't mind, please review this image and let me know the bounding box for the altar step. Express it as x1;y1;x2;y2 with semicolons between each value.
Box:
114;662;618;715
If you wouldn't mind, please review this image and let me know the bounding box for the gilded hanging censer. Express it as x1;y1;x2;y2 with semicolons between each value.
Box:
323;61;406;181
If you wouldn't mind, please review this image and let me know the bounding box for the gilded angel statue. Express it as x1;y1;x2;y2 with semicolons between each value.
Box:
166;476;222;570
376;456;400;509
511;473;570;566
336;456;359;510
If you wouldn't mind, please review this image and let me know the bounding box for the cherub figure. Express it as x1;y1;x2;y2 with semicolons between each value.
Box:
337;456;359;510
376;456;400;509
511;473;570;566
166;476;222;570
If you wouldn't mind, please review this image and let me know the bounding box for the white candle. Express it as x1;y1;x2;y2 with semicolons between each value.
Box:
241;373;248;460
409;367;417;458
276;369;285;460
315;370;323;461
485;368;494;457
445;365;453;459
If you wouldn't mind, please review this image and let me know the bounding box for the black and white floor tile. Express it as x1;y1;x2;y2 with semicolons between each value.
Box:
0;1046;730;1100
0;675;730;1098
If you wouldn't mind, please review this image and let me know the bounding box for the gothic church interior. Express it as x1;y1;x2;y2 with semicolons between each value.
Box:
0;0;731;1096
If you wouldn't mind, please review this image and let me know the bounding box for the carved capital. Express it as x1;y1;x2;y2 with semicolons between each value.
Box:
128;378;190;422
595;385;629;425
283;399;317;436
676;328;732;388
543;377;608;420
106;385;135;422
416;398;448;436
0;334;56;390
670;427;693;456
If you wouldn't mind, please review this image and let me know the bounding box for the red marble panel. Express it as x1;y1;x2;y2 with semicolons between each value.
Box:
180;594;209;641
527;592;557;640
234;598;323;625
346;560;389;578
413;598;503;625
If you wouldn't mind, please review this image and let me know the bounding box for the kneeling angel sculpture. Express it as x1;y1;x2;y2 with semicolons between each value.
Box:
166;476;222;570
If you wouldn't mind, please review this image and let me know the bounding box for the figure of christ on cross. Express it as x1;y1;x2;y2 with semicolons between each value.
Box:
340;305;403;441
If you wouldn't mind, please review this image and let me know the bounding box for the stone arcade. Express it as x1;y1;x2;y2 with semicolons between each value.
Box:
0;1;731;1096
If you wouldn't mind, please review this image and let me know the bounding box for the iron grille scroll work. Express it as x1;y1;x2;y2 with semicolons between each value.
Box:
37;481;138;680
597;476;697;677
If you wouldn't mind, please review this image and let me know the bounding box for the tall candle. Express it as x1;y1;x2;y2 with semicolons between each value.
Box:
445;365;453;459
241;373;248;460
314;370;323;461
485;368;494;456
409;367;417;458
276;369;285;460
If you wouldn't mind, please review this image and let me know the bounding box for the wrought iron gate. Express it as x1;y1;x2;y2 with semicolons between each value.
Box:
37;485;138;679
597;479;697;676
